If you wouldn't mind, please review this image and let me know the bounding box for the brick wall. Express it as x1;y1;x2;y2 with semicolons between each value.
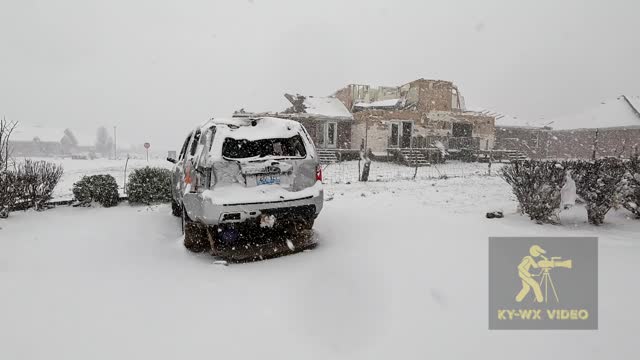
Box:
406;79;455;113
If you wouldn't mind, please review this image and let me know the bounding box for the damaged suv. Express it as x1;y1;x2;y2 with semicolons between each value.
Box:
168;117;323;258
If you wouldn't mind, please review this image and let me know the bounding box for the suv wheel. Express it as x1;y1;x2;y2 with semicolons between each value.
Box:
182;207;210;253
302;217;315;230
171;199;182;217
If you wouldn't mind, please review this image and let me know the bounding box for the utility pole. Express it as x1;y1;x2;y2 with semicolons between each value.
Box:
592;128;599;160
113;126;117;160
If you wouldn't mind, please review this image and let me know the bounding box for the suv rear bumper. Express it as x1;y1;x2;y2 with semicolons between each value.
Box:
183;189;323;226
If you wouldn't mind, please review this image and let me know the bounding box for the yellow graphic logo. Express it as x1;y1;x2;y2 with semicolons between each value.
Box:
515;245;573;303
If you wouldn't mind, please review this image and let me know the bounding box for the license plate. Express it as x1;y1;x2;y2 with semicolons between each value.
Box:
257;175;281;185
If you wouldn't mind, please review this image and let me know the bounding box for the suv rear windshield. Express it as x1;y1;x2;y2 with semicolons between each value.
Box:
222;135;307;159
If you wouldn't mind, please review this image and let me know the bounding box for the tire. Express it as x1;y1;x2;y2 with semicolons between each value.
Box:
302;217;315;230
171;199;182;217
182;207;210;253
184;223;208;253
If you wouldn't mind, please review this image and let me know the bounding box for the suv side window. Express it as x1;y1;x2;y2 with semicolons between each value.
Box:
189;130;201;157
178;133;192;160
205;126;216;152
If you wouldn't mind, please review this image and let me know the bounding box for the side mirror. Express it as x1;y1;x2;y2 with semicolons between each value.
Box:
167;157;177;164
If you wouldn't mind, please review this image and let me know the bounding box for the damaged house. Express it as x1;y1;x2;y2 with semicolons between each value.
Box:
332;79;496;165
275;78;496;165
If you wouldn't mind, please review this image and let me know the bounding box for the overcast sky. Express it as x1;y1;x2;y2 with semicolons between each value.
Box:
1;0;639;150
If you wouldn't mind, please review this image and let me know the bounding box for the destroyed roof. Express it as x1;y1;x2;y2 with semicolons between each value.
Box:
284;94;353;120
353;98;403;109
547;95;640;130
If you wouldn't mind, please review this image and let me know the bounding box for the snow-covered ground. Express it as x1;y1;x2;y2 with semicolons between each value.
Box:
1;176;637;359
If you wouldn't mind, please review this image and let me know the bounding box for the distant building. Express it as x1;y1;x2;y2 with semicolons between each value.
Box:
9;125;96;158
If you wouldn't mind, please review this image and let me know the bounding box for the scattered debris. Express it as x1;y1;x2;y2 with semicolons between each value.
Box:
286;239;295;251
260;214;276;228
486;211;504;219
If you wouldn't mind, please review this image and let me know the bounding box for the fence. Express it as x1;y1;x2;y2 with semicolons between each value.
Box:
322;160;503;185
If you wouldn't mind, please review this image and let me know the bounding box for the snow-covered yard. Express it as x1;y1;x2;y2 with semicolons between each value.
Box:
0;175;637;359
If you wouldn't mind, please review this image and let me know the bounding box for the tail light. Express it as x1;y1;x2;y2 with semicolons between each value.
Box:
184;163;201;193
316;164;323;182
185;163;192;185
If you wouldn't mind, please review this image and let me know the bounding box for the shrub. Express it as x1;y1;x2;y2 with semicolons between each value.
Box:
571;158;626;225
501;160;566;224
0;171;17;218
17;160;64;210
127;167;172;204
73;175;120;207
616;155;640;218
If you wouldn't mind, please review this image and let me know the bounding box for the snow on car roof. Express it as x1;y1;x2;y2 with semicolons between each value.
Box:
206;117;303;141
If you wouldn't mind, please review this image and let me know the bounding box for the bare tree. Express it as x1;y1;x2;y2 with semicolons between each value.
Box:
0;117;18;171
95;126;113;157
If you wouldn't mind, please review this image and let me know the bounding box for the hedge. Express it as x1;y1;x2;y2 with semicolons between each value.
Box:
502;158;632;225
0;160;64;216
127;167;172;205
73;174;120;207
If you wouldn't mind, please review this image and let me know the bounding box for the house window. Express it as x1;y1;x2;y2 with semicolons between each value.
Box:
452;123;472;137
390;123;399;146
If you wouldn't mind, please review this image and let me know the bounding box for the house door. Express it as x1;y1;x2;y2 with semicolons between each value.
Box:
390;122;400;147
325;122;337;148
315;123;324;147
401;121;412;148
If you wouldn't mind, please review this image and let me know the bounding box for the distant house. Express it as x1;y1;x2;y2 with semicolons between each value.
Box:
494;95;640;159
9;125;96;157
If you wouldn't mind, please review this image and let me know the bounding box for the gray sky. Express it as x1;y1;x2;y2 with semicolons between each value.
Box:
1;0;639;150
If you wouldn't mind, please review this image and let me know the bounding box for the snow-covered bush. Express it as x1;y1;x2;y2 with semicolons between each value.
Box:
572;158;626;225
73;175;120;207
0;171;17;218
16;160;64;210
127;167;172;205
617;155;640;218
501;160;566;224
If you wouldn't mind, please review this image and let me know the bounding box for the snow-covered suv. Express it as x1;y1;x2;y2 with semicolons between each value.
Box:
168;117;323;256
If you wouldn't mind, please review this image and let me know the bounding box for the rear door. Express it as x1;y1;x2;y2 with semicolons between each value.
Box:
174;132;193;202
221;134;309;189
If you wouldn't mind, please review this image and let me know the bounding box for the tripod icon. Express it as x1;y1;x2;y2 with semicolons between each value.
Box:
537;268;560;303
